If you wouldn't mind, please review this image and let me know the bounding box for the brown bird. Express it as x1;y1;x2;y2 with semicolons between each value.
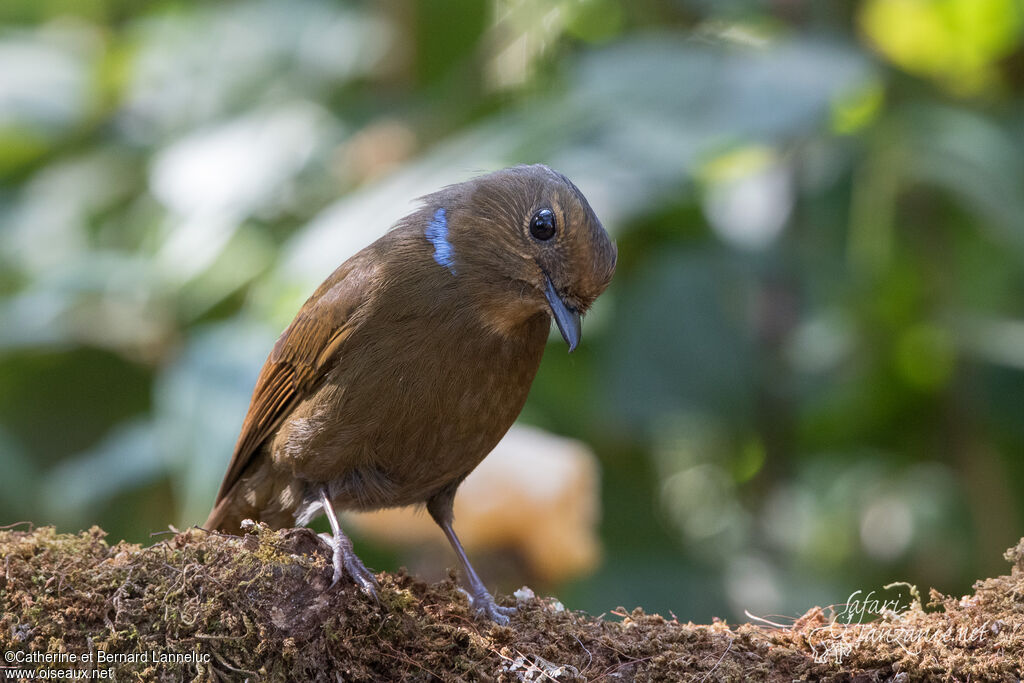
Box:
205;164;616;622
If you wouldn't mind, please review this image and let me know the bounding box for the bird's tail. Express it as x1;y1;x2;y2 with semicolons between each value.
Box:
203;492;250;533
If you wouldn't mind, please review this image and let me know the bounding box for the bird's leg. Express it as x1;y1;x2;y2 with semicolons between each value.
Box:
427;485;514;624
319;487;378;595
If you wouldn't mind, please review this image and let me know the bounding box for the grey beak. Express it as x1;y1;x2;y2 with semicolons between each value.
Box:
543;276;582;353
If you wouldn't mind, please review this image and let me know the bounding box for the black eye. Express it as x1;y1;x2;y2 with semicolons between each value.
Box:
530;209;556;241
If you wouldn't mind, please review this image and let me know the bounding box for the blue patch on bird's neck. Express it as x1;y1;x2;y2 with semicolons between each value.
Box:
425;207;456;275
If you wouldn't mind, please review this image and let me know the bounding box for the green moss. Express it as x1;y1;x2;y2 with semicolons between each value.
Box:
2;524;1023;681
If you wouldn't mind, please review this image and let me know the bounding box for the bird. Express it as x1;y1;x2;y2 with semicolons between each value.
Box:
204;164;616;623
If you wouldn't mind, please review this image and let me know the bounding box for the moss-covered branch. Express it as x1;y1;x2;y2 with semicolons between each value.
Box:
1;524;1022;681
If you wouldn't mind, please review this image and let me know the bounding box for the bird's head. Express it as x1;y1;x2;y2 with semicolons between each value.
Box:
424;165;616;351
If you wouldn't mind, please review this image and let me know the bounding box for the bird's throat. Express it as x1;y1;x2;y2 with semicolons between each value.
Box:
474;294;549;342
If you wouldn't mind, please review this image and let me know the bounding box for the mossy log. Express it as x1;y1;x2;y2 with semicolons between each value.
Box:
2;523;1023;681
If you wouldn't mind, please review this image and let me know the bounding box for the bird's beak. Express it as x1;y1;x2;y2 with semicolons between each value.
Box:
543;276;582;353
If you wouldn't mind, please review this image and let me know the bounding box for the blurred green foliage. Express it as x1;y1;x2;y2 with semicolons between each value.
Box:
2;0;1024;621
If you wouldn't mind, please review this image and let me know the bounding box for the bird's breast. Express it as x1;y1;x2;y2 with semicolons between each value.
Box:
272;305;550;509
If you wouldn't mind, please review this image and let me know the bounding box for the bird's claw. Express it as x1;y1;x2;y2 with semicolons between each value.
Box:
339;551;379;597
471;591;515;624
320;532;378;597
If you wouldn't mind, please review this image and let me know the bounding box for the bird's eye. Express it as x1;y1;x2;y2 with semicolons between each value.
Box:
530;209;556;241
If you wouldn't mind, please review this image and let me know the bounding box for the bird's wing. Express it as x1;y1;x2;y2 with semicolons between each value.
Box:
213;254;377;503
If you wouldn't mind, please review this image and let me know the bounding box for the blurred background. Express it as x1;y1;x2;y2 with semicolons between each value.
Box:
2;0;1024;622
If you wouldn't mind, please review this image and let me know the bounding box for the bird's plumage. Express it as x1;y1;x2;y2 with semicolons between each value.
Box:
204;164;615;620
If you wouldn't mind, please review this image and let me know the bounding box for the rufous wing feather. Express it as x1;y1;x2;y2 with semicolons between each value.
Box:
210;254;377;506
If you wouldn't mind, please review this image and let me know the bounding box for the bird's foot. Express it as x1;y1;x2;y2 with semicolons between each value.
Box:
470;589;516;625
339;549;379;596
318;532;378;597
